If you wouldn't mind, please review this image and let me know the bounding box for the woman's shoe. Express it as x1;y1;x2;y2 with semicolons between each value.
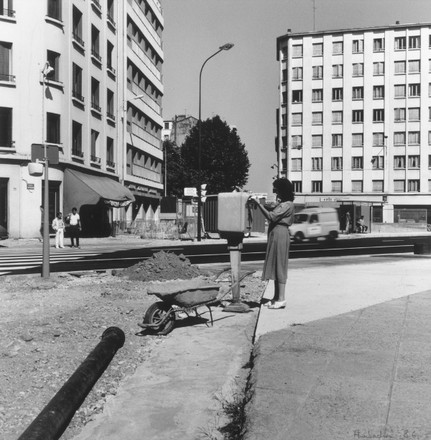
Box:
267;301;286;309
263;300;274;307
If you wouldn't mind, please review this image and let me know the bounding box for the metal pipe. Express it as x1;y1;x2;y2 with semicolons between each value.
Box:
18;327;126;440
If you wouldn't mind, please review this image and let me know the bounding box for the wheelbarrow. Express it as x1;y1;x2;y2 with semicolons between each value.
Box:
138;279;222;335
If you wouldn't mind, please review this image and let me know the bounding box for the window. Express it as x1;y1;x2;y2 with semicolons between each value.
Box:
72;6;84;46
429;83;431;97
281;113;287;127
352;86;363;100
292;66;303;80
408;107;420;121
429;155;431;168
373;180;384;192
332;111;343;124
394;36;406;50
352;180;363;192
312;157;322;171
107;137;115;166
394;108;406;122
394;180;405;192
91;26;101;62
394;61;406;74
332;64;343;78
107;41;114;72
408;131;420;145
72;63;83;101
291;135;302;149
312;89;323;102
408;155;420;168
409;60;420;73
312;43;323;56
332;134;343;147
312;112;323;125
312;181;323;193
282;92;287;105
409;83;420;97
371;156;384;169
352;157;363;169
394;84;406;98
394;132;406;145
373;86;384;99
72;121;82;156
332;88;343;101
394;156;406;169
429;131;431;145
352;133;363;147
91;78;100;111
292;113;302;125
352;63;364;76
292;90;302;103
352;39;364;53
331;157;343;170
47;0;62;21
107;89;115;120
291;158;302;171
373;132;384;146
90;129;99;161
352;110;364;123
312;65;323;79
373;62;384;75
333;41;343;54
46;113;60;144
373;109;384;122
292;44;303;57
408;35;420;49
408;180;420;192
107;0;115;24
312;135;323;147
0;42;12;81
0;107;12;147
331;181;342;192
292;181;302;193
373;38;385;52
46;50;60;82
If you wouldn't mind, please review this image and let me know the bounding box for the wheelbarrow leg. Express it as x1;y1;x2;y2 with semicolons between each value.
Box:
206;305;214;327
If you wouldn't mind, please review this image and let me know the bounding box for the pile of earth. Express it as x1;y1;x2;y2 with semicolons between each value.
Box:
112;250;203;282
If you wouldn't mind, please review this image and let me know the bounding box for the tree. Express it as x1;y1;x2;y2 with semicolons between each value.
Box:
180;115;250;194
163;139;185;198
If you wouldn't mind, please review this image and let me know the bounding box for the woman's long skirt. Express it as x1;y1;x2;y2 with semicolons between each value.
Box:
261;224;290;284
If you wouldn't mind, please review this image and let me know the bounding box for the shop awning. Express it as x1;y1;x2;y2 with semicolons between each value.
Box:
64;169;135;211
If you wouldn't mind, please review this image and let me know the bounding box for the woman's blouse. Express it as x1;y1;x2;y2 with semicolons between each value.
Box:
265;201;294;227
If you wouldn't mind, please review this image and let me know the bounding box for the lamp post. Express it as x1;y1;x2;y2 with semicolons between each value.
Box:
197;43;234;242
41;61;54;279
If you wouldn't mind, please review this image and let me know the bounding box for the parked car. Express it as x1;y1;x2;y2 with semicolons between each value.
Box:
290;207;340;243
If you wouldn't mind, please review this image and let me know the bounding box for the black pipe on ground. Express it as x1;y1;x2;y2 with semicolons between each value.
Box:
18;326;125;440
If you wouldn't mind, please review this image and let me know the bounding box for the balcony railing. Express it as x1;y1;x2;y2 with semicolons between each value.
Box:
129;81;161;114
72;90;85;103
91;0;101;10
91;101;101;112
107;65;116;76
106;112;116;121
128;38;161;81
91;155;101;163
0;74;15;82
1;8;15;17
107;13;116;28
72;32;85;48
91;50;102;63
72;149;84;158
107;160;116;168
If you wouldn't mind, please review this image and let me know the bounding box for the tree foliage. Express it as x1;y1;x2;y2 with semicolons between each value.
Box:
179;115;250;195
164;139;185;198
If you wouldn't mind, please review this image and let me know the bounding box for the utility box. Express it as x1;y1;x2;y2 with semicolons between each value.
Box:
217;192;250;242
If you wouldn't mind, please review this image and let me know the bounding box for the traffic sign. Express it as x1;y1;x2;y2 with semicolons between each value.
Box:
31;144;59;165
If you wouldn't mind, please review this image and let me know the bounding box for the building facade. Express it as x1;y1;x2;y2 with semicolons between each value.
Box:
276;22;431;225
162;114;198;146
0;0;164;238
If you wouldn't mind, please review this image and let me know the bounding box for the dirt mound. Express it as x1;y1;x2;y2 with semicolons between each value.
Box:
112;251;202;282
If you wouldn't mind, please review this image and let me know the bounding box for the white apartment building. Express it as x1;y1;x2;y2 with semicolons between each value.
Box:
276;22;431;226
0;0;164;238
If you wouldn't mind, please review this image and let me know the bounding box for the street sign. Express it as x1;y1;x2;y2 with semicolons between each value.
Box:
184;187;197;197
31;144;59;165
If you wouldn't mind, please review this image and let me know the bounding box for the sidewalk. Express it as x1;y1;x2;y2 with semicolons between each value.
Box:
244;254;431;440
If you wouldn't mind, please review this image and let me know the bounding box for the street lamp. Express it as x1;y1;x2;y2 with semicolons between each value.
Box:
41;61;54;278
197;43;234;241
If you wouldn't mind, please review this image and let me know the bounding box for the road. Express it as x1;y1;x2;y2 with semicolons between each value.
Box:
0;235;429;276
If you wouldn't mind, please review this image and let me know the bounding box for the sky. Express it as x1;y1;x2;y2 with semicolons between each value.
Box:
162;0;431;196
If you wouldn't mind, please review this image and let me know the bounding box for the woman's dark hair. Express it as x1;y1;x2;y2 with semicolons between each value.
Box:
273;178;295;202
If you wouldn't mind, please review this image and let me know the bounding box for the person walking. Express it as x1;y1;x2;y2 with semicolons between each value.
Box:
249;178;295;309
52;212;65;249
344;211;351;234
67;207;81;248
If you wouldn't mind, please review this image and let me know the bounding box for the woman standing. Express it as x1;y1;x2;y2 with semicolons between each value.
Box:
250;178;295;309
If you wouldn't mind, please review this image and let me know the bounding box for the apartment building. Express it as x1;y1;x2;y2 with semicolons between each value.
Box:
0;0;164;238
276;22;431;225
162;114;198;146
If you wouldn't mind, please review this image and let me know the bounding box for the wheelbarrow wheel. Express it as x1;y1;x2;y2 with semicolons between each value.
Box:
143;301;176;335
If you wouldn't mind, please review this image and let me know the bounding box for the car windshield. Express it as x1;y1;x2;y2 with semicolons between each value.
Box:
293;214;308;224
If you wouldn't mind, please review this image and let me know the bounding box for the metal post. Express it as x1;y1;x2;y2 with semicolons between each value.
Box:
42;71;50;279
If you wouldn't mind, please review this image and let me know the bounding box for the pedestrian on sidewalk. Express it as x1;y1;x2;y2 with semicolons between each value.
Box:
52;212;65;248
67;207;81;248
249;178;295;309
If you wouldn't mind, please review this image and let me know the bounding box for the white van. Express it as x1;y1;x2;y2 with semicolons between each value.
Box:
290;207;340;242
